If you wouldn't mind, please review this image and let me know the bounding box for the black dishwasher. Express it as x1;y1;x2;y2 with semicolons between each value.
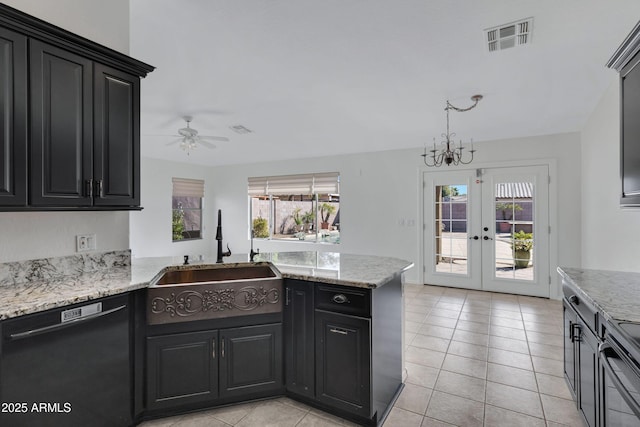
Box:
0;294;132;427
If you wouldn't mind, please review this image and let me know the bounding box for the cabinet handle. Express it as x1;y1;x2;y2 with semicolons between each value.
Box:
571;323;582;342
212;339;216;359
286;287;290;306
330;328;348;335
221;338;225;358
97;179;104;198
85;179;94;198
332;294;350;304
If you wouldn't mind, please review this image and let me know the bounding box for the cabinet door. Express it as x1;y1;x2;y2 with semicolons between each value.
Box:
578;321;598;427
0;28;27;206
219;323;282;398
146;330;218;411
563;300;577;397
93;64;140;207
29;39;93;206
315;310;371;418
284;280;315;398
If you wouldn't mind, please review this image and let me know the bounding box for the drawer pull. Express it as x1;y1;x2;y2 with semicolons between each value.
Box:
330;328;348;335
332;294;350;304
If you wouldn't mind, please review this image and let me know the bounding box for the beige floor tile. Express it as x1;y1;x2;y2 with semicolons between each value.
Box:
296;412;344;426
447;340;488;361
405;345;446;368
484;404;546;426
490;325;528;341
488;347;534;371
207;402;257;425
456;319;491;334
491;316;525;329
462;304;492;316
486;381;544;418
441;353;487;379
276;397;312;412
528;341;564;362
489;335;530;354
434;370;486;402
235;400;306;427
425;391;484;427
418;324;455;340
406;304;433;315
523;321;563;335
491;309;524;320
172;412;232;427
540;394;584;427
405;320;423;333
382;407;424;427
452;329;490;347
531;356;565;377
411;334;451;353
406;311;428;324
406;362;440;388
307;408;353;425
459;311;491;324
420;417;457;426
429;308;461;319
139;415;185;427
394;383;433;415
526;331;564;347
487;363;538;392
536;373;573;400
435;301;463;312
490;302;521;313
521;312;563;325
425;315;458;329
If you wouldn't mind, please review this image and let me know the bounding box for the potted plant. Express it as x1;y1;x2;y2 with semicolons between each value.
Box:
252;216;269;238
319;202;336;229
511;230;533;268
292;207;304;232
302;210;315;232
495;202;522;232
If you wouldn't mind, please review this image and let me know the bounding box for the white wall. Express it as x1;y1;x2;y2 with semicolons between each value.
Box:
581;76;640;271
0;0;131;263
3;0;130;54
129;133;581;286
129;158;217;258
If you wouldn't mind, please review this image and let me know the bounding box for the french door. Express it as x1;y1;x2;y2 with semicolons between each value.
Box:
423;166;550;297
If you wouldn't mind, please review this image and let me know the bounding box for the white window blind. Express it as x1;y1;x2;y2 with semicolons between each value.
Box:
172;178;205;198
248;172;339;196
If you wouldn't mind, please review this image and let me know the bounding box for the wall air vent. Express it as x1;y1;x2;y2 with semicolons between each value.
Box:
485;18;533;52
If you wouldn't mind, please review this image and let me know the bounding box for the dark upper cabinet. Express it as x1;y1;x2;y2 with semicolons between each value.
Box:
284;280;315;399
29;39;93;206
0;27;27;206
94;64;140;207
0;4;153;210
608;21;640;206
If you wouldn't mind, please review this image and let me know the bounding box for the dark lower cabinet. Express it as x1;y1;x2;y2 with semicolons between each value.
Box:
146;323;282;412
284;280;315;398
146;330;218;411
315;309;371;418
0;27;27;206
219;324;282;398
563;298;598;427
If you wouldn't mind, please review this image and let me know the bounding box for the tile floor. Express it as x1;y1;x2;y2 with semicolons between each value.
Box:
141;284;585;427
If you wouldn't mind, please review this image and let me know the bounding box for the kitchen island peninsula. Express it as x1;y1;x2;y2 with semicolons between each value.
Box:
0;251;412;427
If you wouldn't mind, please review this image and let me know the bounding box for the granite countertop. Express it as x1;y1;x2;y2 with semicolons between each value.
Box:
0;251;413;320
558;266;640;323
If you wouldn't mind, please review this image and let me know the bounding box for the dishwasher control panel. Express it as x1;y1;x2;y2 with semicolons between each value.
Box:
61;302;102;323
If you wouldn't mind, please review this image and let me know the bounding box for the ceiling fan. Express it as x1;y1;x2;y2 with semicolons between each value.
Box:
163;117;230;155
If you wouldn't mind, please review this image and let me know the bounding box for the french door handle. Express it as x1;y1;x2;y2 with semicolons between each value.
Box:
469;236;479;240
483;236;493;240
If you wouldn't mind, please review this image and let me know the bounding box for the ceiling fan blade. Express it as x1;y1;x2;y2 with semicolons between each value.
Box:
198;140;217;149
144;134;181;138
200;135;230;142
165;138;183;146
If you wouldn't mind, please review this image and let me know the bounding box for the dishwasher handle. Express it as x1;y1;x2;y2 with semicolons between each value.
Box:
600;341;640;419
8;305;127;341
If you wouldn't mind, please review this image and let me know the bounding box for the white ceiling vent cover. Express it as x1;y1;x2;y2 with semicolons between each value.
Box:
485;18;533;52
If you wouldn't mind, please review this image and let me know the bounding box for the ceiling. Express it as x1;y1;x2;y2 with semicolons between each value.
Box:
130;0;640;166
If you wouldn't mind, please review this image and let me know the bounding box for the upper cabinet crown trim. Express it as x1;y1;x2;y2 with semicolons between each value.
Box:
0;3;154;77
607;20;640;72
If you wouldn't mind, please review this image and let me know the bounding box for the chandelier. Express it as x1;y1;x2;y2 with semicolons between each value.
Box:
422;94;482;167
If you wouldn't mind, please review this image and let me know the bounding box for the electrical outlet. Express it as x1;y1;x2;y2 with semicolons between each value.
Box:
76;234;96;252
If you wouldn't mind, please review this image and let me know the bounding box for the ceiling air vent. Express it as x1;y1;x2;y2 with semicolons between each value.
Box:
485;18;533;52
229;125;253;134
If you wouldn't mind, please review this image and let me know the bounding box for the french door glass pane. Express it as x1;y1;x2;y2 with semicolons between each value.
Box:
494;181;534;281
435;184;468;275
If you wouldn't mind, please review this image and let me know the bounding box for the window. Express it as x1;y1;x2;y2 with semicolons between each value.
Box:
172;178;204;241
248;172;340;243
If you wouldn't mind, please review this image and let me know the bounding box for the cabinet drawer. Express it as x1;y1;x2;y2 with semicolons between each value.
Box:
315;285;370;317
